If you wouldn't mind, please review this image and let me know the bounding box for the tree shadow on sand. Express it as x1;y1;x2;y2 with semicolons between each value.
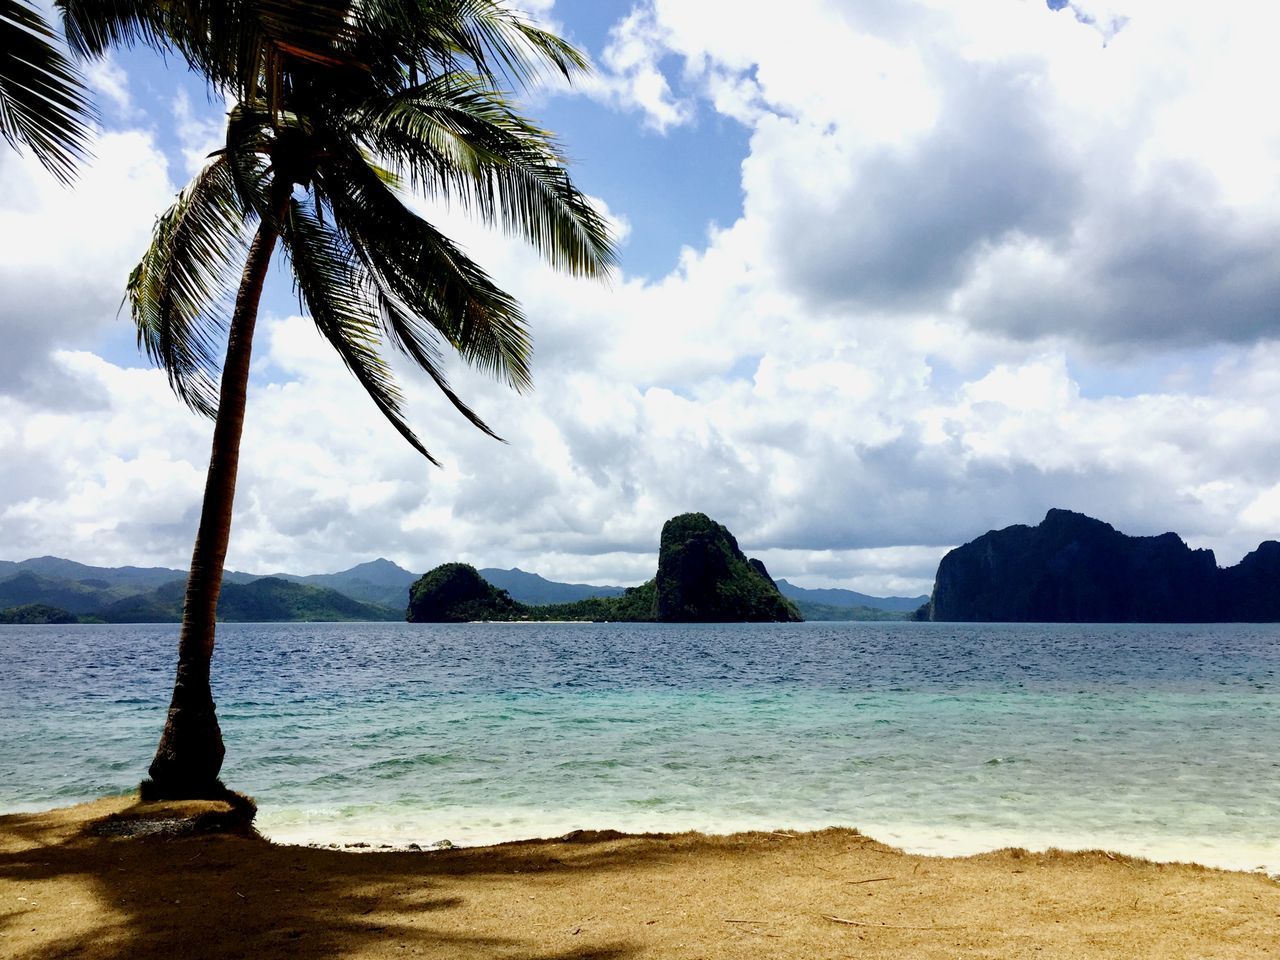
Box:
0;798;755;960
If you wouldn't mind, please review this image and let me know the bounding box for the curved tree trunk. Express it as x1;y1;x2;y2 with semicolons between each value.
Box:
144;214;281;800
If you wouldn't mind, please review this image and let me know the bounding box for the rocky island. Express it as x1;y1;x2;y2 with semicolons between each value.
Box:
921;508;1280;622
407;513;802;623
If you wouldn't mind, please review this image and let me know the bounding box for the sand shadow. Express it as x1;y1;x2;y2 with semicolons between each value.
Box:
0;799;755;960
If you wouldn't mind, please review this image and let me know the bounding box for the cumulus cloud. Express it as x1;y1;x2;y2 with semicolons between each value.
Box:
575;7;693;132
587;0;1280;347
0;131;175;408
173;90;227;177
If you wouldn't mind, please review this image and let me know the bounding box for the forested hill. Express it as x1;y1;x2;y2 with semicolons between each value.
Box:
0;574;399;623
407;514;802;624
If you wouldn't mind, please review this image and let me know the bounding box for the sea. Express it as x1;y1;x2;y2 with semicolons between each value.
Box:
1;621;1277;872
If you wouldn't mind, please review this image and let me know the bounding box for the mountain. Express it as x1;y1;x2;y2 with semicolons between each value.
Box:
217;578;399;621
408;514;802;623
98;577;400;623
0;556;258;590
0;571;130;614
0;557;412;622
2;542;805;625
775;579;928;614
924;508;1280;622
789;601;912;622
268;558;417;607
478;567;625;605
1222;541;1280;620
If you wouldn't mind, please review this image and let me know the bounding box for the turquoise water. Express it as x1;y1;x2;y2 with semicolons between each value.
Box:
1;621;1277;870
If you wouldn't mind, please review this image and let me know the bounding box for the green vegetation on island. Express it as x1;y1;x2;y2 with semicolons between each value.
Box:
0;603;80;624
651;514;800;622
97;577;400;623
406;563;523;623
407;568;657;623
791;601;911;622
407;513;801;623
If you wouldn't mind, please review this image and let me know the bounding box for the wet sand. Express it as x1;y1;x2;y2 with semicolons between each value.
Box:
1;795;1277;959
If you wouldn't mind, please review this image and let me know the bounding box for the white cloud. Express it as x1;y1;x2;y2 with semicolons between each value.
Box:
0;130;175;406
83;56;135;119
574;7;693;132
584;0;1280;346
5;302;1280;595
173;90;227;177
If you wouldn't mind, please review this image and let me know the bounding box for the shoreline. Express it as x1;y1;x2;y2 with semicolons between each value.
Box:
3;795;1277;959
263;819;1280;877
253;808;1280;876
8;795;1275;876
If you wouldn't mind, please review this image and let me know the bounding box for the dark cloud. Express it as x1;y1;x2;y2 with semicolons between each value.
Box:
966;174;1280;346
0;283;118;410
770;59;1081;313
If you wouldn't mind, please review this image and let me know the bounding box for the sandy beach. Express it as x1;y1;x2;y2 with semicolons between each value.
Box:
2;796;1276;959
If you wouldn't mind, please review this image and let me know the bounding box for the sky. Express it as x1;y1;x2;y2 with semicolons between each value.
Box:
4;0;1280;595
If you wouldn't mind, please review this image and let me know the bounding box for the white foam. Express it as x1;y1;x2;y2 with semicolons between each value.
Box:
256;806;1279;874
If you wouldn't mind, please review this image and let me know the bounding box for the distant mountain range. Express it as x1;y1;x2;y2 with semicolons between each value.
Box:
0;557;413;623
0;554;920;623
775;580;928;618
266;558;418;608
477;567;626;605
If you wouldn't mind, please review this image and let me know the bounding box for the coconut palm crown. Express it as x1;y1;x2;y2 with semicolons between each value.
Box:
57;0;615;798
1;0;93;181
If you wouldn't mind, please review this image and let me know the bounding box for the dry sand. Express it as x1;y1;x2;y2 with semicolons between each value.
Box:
1;795;1277;959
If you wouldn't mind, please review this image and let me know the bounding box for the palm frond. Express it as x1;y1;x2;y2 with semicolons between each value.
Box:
56;0;163;59
356;72;615;277
375;289;503;441
128;155;252;417
357;0;589;91
451;0;589;85
1;0;93;182
58;0;361;111
68;0;606;466
280;195;442;465
220;100;275;216
315;142;534;393
181;0;360;110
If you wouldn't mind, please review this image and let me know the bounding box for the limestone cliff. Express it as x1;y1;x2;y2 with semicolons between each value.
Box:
925;508;1280;622
653;513;802;622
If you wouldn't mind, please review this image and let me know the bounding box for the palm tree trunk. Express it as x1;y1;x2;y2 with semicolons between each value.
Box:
143;213;281;800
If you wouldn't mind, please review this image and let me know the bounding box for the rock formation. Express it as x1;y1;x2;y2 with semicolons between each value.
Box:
407;514;802;623
924;508;1280;622
406;563;521;622
653;514;801;622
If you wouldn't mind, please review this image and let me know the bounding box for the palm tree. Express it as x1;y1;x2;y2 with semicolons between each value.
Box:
59;0;614;799
1;0;92;181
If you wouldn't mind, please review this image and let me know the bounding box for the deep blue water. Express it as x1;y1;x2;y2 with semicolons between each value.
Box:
1;621;1277;869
